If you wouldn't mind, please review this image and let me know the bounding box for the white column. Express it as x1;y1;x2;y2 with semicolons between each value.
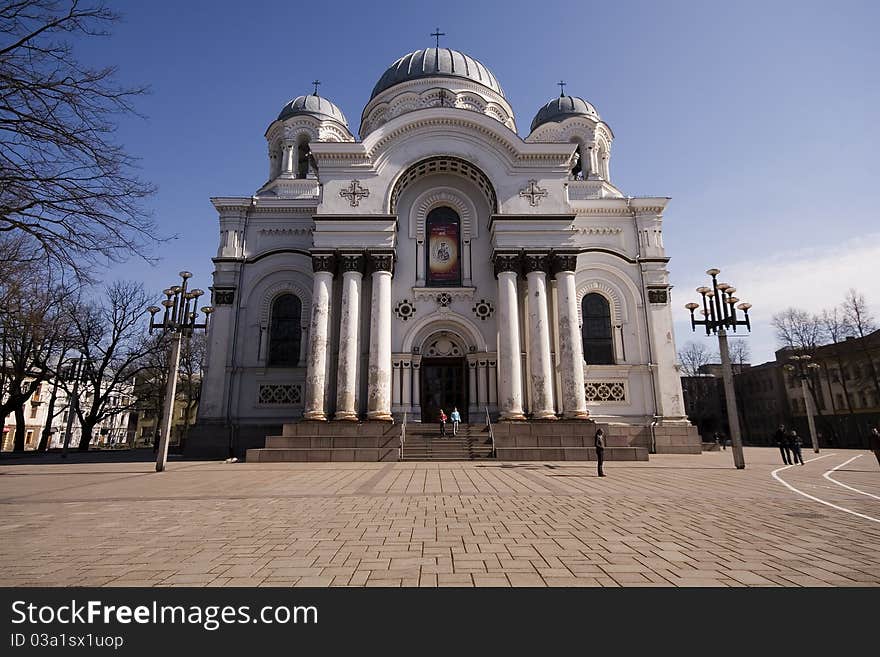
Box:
412;358;421;418
525;254;556;420
402;360;412;408
282;141;295;175
334;254;364;420
494;255;525;420
392;360;402;407
367;253;393;421
468;357;478;414
477;359;488;407
416;241;426;286
304;255;335;420
488;359;498;406
553;257;589;419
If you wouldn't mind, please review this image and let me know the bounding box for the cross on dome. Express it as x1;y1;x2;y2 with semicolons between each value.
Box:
312;79;321;95
431;28;445;48
557;80;566;97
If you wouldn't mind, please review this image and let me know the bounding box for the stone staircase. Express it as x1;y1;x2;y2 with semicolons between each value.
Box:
401;423;495;461
245;419;653;463
246;421;399;462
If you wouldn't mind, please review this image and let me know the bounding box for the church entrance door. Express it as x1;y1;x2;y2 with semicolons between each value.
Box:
420;358;468;424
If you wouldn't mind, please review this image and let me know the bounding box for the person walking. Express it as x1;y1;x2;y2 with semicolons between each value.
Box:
775;424;791;465
594;427;606;477
438;409;447;437
713;431;720;449
450;407;461;436
869;426;880;468
790;429;805;465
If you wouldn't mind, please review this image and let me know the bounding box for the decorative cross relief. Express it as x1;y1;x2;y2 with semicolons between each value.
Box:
340;180;370;207
519;180;548;206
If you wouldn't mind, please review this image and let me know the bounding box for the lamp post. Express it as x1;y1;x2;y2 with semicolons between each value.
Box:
684;268;753;469
784;355;822;453
147;271;213;473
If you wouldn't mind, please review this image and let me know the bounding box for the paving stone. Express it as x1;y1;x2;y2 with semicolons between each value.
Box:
1;448;878;588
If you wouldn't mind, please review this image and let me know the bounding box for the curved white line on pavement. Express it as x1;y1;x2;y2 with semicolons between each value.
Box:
823;455;880;501
771;454;880;524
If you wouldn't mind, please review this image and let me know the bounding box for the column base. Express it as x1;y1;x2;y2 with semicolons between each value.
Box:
531;411;558;420
333;412;359;421
366;412;393;422
500;411;527;421
562;410;591;420
302;411;327;421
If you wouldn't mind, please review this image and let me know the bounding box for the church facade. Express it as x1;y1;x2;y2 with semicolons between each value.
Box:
191;47;699;458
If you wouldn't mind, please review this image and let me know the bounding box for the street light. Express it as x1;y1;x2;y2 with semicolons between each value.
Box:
685;268;753;469
784;355;822;453
147;271;213;473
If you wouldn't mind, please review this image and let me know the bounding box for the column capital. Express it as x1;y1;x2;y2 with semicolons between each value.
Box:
551;253;578;277
367;252;395;275
339;253;365;274
311;253;337;273
523;253;551;275
493;253;521;278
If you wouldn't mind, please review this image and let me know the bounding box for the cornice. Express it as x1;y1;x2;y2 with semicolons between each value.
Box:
361;109;574;166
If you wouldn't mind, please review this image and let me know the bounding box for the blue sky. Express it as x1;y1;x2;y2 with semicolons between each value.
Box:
81;0;879;363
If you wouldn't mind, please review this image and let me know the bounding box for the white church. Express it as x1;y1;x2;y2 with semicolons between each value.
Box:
189;45;700;461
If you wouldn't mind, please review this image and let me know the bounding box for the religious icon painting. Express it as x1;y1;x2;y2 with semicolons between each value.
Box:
426;207;461;286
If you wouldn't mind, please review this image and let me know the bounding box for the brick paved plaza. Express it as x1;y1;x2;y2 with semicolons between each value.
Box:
2;447;879;587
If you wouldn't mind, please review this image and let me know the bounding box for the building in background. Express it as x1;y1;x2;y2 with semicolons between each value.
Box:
2;377;138;452
680;329;880;449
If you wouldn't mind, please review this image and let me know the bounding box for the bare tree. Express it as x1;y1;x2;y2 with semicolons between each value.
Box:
841;288;880;406
772;308;823;353
842;289;877;338
63;280;165;450
0;267;71;451
0;0;158;279
727;339;751;371
677;340;713;376
177;332;205;446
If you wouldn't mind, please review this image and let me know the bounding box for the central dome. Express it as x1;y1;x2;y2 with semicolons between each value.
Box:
370;48;505;101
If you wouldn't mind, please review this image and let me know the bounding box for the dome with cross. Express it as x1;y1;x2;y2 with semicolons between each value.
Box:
277;93;349;127
529;94;601;133
370;48;505;102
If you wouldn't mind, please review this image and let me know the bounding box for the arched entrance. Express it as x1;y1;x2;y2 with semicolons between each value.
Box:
419;332;469;423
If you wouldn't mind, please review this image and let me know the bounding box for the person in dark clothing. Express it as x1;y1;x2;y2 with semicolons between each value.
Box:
790;430;805;465
775;425;791;465
869;427;880;468
595;427;606;477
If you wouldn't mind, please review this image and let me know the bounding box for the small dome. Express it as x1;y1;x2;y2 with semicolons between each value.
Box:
371;48;504;101
277;94;348;127
529;95;600;133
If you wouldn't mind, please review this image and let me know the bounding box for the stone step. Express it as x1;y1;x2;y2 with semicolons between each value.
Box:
265;435;399;449
495;446;648;461
246;447;398;463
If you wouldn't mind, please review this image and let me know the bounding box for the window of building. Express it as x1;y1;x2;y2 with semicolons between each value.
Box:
29;405;38;419
425;207;461;287
582;293;614;365
268;294;302;367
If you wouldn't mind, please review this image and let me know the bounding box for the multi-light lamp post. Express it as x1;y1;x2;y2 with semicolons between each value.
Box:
684;268;753;469
146;271;212;473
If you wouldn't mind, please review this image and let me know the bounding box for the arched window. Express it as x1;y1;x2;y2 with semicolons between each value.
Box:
296;136;312;179
582;293;614;365
268;294;302;367
425;207;461;287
